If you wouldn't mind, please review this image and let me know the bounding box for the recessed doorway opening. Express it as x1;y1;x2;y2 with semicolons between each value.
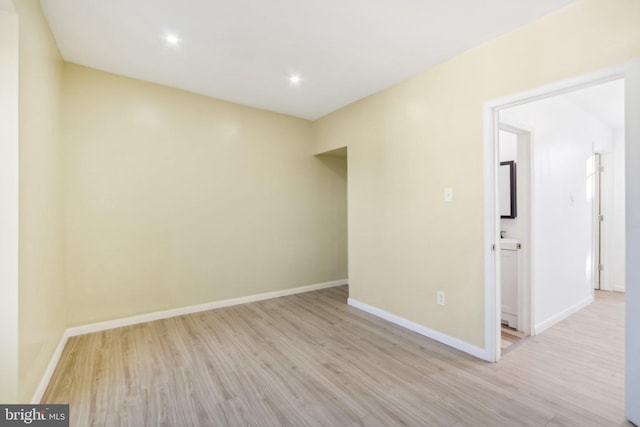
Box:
495;78;625;356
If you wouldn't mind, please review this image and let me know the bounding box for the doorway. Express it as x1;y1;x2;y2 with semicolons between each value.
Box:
314;146;349;293
497;78;625;355
485;69;628;362
497;125;532;353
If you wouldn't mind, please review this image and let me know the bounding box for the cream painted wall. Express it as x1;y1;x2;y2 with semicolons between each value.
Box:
62;64;348;326
313;0;640;348
12;0;67;403
0;3;20;403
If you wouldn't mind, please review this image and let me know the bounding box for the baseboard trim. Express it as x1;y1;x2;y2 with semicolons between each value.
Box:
66;279;348;338
347;298;490;361
32;331;69;404
534;295;593;335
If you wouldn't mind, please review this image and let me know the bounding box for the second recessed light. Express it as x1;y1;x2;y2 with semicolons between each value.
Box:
165;33;180;46
289;75;302;85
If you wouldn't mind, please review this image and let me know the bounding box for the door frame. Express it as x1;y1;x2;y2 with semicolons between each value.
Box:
592;152;602;291
483;63;629;363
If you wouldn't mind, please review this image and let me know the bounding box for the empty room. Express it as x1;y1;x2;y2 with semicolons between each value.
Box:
1;0;639;425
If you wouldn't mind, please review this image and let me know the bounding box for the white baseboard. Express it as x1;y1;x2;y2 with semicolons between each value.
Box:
66;278;348;337
347;298;490;361
32;331;69;404
33;278;347;403
534;295;593;335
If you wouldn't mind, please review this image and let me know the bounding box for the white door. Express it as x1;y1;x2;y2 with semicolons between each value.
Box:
593;153;602;290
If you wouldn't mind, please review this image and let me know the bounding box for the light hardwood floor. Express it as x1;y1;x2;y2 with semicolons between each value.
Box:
43;287;630;426
500;325;528;353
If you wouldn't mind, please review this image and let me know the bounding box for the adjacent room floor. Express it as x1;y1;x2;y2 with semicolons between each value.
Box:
43;287;628;426
501;325;528;354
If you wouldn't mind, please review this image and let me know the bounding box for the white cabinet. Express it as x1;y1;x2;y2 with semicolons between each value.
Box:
501;240;518;329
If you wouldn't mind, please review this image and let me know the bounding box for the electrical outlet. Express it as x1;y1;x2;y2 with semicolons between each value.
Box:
437;291;445;306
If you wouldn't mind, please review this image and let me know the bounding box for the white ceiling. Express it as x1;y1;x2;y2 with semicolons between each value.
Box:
40;0;576;120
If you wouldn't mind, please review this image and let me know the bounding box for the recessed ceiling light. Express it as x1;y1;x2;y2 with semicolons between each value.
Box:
165;33;180;46
289;75;302;85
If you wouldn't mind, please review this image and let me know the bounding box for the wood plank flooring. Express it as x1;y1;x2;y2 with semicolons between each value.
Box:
42;287;630;426
500;325;528;353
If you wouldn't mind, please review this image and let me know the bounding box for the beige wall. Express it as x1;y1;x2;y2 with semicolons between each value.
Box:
62;64;348;326
313;0;640;347
0;3;19;403
13;0;67;402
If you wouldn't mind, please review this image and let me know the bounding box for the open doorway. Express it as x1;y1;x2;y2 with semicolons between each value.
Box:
490;77;626;358
497;125;532;354
314;146;349;296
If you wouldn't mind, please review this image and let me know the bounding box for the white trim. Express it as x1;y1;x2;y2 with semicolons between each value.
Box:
483;103;499;362
625;60;640;426
483;61;637;364
31;333;69;404
66;279;348;337
484;66;627;112
347;298;490;361
534;295;593;335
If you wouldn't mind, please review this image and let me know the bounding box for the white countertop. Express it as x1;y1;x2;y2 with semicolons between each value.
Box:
500;239;519;250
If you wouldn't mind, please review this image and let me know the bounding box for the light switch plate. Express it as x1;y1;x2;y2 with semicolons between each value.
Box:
444;187;453;202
